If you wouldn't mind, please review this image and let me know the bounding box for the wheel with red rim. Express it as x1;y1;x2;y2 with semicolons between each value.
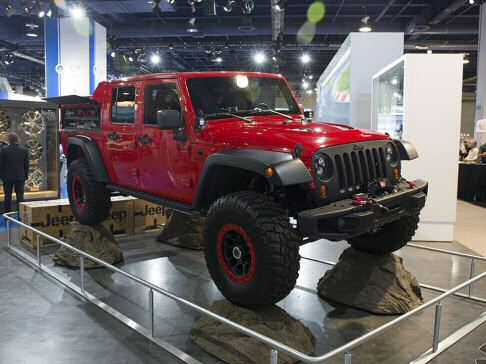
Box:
204;191;300;308
67;158;111;225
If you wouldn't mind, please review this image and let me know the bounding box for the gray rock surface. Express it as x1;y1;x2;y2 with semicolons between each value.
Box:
156;209;205;250
190;300;315;364
317;247;423;314
53;222;123;269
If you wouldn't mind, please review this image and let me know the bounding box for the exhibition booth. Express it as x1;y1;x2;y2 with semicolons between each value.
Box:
0;4;485;364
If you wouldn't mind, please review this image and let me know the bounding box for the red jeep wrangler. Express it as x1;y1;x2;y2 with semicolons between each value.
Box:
53;71;427;308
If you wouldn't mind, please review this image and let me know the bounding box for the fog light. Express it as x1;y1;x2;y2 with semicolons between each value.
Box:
320;184;328;198
265;167;274;177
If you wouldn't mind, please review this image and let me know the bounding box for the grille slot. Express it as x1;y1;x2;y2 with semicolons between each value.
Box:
332;145;389;193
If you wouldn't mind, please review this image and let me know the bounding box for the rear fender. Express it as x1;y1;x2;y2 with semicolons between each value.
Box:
67;136;110;183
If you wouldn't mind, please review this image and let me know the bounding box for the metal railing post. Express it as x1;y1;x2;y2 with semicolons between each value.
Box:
80;256;85;294
432;302;442;352
344;352;352;364
270;349;278;364
6;219;10;247
149;289;154;337
36;235;41;267
468;259;476;297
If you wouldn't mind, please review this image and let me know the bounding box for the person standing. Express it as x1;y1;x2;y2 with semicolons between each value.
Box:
0;133;29;212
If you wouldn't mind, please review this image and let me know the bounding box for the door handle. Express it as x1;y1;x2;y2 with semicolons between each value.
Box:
108;132;120;141
137;135;153;144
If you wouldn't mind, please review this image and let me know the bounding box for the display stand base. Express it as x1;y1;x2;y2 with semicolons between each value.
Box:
53;222;124;268
317;247;423;314
190;299;315;364
156;209;205;250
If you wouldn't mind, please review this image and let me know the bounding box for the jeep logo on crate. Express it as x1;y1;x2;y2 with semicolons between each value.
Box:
135;205;164;217
32;214;75;228
107;210;128;222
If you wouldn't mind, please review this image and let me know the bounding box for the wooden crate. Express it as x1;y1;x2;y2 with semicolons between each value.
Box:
103;196;136;236
20;196;137;247
133;200;166;233
20;199;74;248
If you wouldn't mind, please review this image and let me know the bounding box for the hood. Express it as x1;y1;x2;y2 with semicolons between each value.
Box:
197;116;390;158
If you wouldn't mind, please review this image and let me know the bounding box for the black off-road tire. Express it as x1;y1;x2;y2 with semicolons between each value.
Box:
204;191;300;308
67;158;111;225
347;213;420;254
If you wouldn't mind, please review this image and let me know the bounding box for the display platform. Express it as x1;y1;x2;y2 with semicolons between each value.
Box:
5;225;485;364
458;162;486;202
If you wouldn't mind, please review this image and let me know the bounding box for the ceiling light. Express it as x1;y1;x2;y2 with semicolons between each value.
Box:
110;51;116;58
253;51;266;64
235;75;249;88
308;75;313;80
463;58;470;64
301;53;311;64
214;57;223;63
187;18;198;33
391;78;398;85
26;32;38;37
46;9;52;17
128;56;134;62
427;49;432;54
302;81;309;89
38;10;45;18
150;53;161;64
223;0;235;12
414;45;428;50
306;89;313;95
469;0;475;4
359;16;372;32
70;5;86;18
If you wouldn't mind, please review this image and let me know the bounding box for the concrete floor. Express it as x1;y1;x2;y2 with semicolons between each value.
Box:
0;204;485;364
454;200;486;256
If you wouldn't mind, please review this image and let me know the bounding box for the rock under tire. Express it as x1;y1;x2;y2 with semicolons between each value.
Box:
204;191;300;308
67;158;111;225
347;213;420;255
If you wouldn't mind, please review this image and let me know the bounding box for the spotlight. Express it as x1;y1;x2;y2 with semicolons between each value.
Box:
5;4;15;17
150;53;161;64
427;49;432;54
223;0;235;12
463;58;470;64
128;56;134;62
187;18;199;33
253;51;266;64
469;0;475;4
302;81;309;89
301;53;311;64
70;5;86;18
38;10;45;18
110;51;116;58
391;78;398;85
214;57;223;63
46;9;52;17
308;75;313;80
359;16;372;32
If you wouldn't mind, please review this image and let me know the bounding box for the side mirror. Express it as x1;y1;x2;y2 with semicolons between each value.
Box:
157;110;182;130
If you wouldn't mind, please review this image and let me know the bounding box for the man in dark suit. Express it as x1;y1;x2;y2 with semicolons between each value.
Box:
0;133;29;212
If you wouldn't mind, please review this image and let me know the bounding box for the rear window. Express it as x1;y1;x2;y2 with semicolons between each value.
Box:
62;106;100;130
112;86;136;124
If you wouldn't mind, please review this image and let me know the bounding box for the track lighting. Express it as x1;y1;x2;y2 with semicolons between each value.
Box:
223;0;235;12
242;0;254;15
187;18;198;33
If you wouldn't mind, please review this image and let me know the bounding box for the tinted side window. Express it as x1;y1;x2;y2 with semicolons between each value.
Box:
144;83;180;125
111;86;136;124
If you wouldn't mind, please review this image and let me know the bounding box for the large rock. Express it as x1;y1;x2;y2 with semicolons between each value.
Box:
156;209;205;250
317;247;423;314
190;300;315;364
53;222;123;269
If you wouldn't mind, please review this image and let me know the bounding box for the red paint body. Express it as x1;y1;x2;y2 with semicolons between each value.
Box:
60;71;389;205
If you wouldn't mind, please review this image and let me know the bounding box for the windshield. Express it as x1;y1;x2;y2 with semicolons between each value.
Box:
186;75;301;119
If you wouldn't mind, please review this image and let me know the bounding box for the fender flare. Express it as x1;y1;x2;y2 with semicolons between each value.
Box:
193;148;313;210
67;136;110;183
394;139;419;160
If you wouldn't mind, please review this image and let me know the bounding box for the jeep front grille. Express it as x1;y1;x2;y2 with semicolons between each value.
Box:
314;140;393;199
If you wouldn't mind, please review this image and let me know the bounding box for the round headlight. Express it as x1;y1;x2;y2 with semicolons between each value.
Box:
313;153;333;181
385;142;398;166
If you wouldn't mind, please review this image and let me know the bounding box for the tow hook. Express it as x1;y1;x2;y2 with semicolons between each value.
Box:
352;193;390;212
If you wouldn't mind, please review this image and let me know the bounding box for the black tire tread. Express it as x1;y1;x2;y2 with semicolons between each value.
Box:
67;158;111;225
204;191;300;308
347;213;420;254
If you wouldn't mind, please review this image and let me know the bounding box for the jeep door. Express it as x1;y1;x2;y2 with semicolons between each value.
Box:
104;83;141;187
138;79;192;202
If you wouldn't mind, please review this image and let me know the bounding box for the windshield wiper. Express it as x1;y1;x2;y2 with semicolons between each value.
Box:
253;108;295;121
205;112;253;123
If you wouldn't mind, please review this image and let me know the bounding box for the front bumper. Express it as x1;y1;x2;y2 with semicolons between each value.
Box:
298;180;428;241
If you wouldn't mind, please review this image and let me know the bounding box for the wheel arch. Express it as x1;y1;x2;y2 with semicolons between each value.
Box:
67;136;110;183
193;149;313;211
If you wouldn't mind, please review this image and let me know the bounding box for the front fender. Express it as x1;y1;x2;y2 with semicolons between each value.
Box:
67;136;110;183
